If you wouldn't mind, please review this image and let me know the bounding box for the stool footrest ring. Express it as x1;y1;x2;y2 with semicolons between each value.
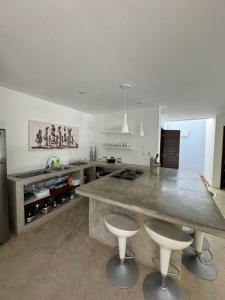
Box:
152;257;180;276
198;249;214;265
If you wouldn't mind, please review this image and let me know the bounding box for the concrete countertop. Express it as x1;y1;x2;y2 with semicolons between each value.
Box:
7;160;132;185
7;163;94;185
77;167;225;239
7;160;225;238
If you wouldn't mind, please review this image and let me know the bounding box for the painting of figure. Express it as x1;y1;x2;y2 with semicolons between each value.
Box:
29;120;79;150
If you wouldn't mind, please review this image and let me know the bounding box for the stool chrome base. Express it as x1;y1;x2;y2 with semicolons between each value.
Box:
182;247;217;281
106;255;139;288
143;272;183;300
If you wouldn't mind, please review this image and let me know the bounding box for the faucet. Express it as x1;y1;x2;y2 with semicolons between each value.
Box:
46;156;60;169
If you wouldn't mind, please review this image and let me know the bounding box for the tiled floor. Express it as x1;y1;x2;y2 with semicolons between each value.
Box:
0;198;224;300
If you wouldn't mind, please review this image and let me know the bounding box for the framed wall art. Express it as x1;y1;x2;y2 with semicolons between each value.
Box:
29;120;79;150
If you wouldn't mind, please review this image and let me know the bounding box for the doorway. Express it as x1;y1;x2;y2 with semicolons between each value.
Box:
160;129;180;169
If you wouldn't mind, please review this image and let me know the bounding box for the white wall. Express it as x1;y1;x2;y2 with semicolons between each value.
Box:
166;119;206;174
204;118;215;185
92;107;160;165
212;113;225;188
0;87;93;174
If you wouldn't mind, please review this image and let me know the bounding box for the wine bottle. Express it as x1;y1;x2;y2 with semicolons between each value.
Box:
93;147;97;161
90;146;93;161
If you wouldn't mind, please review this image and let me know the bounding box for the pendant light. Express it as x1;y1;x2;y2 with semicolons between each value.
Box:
120;83;131;133
140;122;144;136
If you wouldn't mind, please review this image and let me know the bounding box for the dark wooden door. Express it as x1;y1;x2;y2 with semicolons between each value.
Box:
160;129;180;169
220;127;225;189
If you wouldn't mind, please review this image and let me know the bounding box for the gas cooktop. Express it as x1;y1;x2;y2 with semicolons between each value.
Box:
111;169;144;181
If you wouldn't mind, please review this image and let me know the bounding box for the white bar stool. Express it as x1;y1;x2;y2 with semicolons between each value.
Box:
182;189;217;281
144;220;193;300
104;214;140;288
182;230;217;281
183;226;211;249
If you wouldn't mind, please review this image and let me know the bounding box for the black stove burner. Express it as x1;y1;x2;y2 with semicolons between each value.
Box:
112;169;144;181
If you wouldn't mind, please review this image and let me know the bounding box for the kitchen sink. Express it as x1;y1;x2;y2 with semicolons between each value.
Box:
69;161;89;166
49;166;71;171
15;169;52;178
14;165;72;179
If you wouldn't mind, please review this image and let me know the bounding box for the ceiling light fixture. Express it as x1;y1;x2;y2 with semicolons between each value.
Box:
140;122;144;136
77;91;86;95
120;83;131;133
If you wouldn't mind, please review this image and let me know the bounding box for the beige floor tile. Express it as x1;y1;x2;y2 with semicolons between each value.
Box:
0;198;224;300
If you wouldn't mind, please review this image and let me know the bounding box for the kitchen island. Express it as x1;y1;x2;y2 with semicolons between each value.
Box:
77;166;225;272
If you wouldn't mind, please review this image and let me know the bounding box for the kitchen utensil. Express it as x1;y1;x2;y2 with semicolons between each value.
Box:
42;205;52;214
26;214;37;223
107;156;116;164
25;205;39;223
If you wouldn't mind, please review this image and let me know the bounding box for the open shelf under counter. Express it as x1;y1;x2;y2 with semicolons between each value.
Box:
24;184;79;207
24;196;82;233
8;164;90;235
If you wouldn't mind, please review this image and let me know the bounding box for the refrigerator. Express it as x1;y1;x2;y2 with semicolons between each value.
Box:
0;129;9;243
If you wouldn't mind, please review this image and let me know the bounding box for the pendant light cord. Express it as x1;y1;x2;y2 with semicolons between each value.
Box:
124;88;127;114
120;83;130;133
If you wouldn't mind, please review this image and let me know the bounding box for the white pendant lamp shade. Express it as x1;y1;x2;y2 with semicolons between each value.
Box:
121;113;129;133
120;83;131;134
140;122;144;136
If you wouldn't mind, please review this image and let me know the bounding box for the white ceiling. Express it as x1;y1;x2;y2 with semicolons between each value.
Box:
1;0;225;117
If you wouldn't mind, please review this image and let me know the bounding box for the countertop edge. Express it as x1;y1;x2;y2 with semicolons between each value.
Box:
76;189;225;239
208;187;225;219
